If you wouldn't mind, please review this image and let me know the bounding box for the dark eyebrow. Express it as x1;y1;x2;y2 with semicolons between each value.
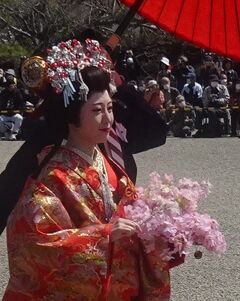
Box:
92;100;113;106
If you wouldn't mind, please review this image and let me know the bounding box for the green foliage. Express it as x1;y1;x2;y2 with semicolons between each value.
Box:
0;43;29;67
0;43;29;58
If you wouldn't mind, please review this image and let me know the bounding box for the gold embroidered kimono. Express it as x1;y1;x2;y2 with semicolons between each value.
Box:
3;146;182;301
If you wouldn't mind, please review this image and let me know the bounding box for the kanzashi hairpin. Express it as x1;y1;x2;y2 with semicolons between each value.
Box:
46;39;112;106
21;39;112;107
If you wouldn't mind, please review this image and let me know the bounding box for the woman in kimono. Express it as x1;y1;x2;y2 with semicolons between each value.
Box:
3;40;183;301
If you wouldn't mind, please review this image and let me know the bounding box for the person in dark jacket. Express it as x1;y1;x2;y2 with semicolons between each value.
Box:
0;68;6;91
229;80;240;136
159;77;180;108
198;55;219;88
182;73;203;107
222;58;239;93
0;79;25;140
195;74;230;137
170;95;194;137
171;55;195;92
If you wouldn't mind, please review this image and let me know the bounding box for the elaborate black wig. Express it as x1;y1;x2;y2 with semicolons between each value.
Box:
42;66;111;139
32;66;110;178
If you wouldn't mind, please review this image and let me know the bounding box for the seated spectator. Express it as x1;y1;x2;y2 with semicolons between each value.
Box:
171;55;195;92
219;73;228;87
170;95;194;137
157;57;176;87
198;54;219;88
144;80;165;111
137;80;146;95
182;73;203;107
229;79;240;136
201;74;230;137
182;73;203;133
218;72;232;133
160;77;180;109
159;77;180;126
127;80;138;90
5;69;17;85
0;79;25;140
222;58;239;93
0;69;6;91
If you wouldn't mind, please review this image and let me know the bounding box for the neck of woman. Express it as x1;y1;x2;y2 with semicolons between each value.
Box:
65;136;96;159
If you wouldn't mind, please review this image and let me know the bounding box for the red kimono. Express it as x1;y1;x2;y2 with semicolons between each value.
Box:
3;146;182;301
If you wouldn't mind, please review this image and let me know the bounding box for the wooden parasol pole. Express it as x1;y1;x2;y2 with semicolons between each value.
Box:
105;0;145;52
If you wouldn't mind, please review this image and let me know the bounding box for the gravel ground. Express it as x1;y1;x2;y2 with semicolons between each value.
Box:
0;138;239;300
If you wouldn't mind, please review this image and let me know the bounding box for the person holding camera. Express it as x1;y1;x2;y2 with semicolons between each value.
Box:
144;79;165;111
170;95;194;137
202;74;230;137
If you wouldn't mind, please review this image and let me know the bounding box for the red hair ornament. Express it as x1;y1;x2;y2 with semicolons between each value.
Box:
21;39;113;107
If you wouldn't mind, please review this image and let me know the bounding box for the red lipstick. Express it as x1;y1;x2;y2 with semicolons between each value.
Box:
99;128;111;133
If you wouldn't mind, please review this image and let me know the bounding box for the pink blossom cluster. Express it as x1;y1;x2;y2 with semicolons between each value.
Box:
124;172;226;260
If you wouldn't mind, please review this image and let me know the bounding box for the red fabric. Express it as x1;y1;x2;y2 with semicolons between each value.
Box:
121;0;240;61
103;156;119;191
112;71;123;87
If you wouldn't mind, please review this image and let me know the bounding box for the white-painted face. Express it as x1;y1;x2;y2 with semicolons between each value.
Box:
68;90;114;145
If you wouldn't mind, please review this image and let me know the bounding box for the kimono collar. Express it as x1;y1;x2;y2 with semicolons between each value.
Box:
64;145;98;166
63;145;106;176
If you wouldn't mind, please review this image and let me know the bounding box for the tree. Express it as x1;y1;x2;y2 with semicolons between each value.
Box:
0;0;201;77
0;0;87;53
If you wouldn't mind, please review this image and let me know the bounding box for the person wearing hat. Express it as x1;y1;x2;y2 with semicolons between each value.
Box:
160;56;170;67
0;68;6;90
222;58;239;93
200;74;230;137
199;54;219;88
144;79;165;110
5;69;16;77
182;73;203;134
203;74;229;107
4;69;17;85
157;56;176;87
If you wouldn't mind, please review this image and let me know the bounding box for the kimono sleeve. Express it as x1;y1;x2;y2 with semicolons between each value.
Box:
7;170;111;298
136;239;185;300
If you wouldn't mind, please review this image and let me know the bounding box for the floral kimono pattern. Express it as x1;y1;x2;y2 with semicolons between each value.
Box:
3;146;182;301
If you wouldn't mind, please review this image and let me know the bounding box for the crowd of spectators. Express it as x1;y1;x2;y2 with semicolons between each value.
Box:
0;52;240;141
0;68;42;140
126;53;240;138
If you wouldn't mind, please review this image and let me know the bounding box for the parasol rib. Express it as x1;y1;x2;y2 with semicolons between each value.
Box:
234;0;240;46
223;0;227;56
173;0;185;33
115;0;145;36
191;0;200;40
156;0;169;24
209;0;213;51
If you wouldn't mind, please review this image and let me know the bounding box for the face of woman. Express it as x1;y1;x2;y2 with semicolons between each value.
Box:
69;90;114;146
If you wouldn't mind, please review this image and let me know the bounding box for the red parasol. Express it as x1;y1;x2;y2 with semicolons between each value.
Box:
116;0;240;61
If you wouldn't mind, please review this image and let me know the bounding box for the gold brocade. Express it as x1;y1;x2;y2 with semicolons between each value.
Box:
3;146;176;301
